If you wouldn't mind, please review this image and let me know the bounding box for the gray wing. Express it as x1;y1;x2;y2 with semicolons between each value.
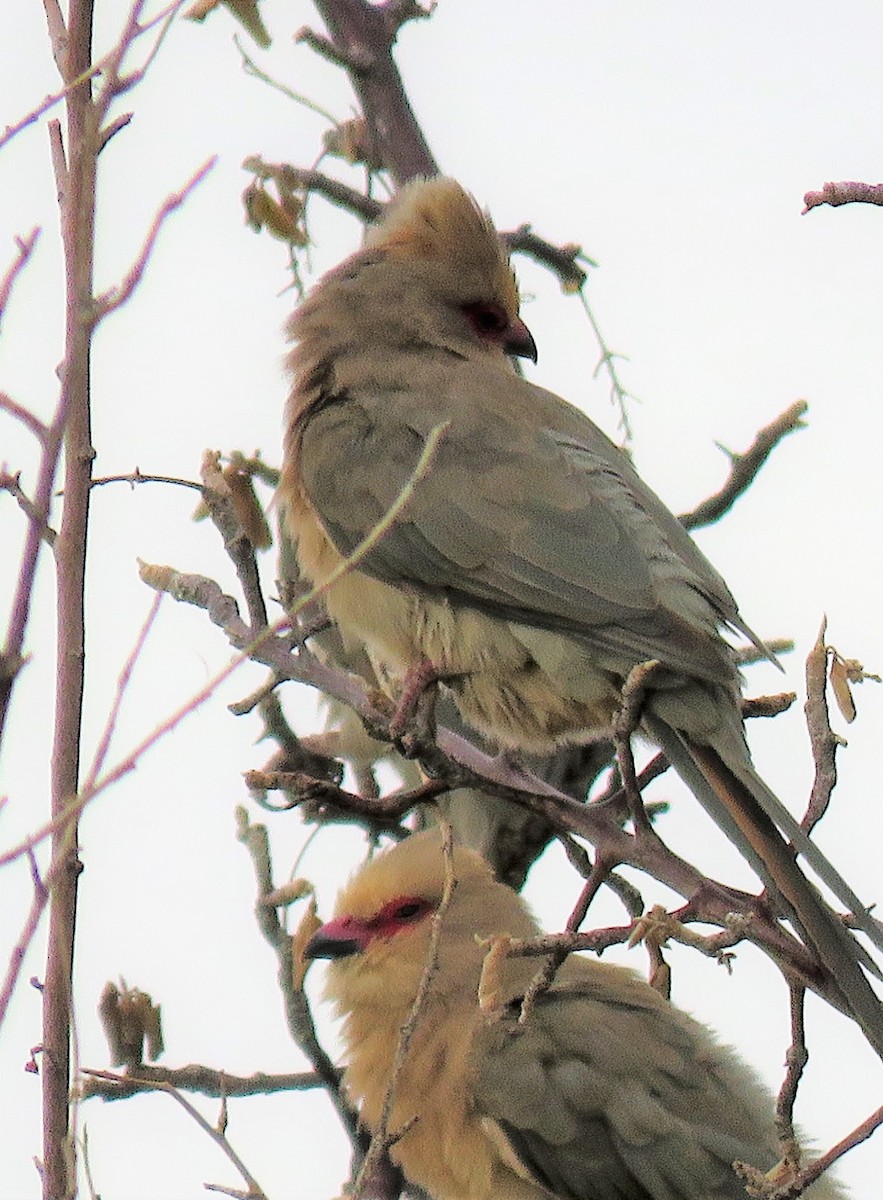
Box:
298;374;752;685
471;983;779;1200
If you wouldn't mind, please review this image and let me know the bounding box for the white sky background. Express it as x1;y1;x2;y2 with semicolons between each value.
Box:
1;1;882;1197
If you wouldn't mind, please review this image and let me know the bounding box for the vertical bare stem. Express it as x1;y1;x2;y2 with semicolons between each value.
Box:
42;1;96;1195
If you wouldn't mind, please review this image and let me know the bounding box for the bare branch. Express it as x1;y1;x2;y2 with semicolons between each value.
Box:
0;392;48;443
235;810;360;1146
611;659;661;834
679;401;809;530
78;1069;270;1199
0;852;48;1028
576;286;635;440
235;36;338;124
776;1106;883;1196
305;0;438;182
775;986;808;1167
0;229;41;328
803;618;839;835
0;471;56;545
90;468;202;491
243;158;382;221
514;850;617;1027
82;593;164;788
92;157;216;321
803;181;883;214
79;1063;324;1101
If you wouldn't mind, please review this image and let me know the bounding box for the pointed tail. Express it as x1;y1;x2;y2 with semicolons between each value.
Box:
644;715;883;1059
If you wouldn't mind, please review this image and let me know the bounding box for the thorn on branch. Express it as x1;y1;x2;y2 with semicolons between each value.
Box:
90;468;202;491
680;401;809;530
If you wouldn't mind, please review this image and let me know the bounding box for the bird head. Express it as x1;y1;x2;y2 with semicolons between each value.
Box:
290;178;537;372
305;831;539;1017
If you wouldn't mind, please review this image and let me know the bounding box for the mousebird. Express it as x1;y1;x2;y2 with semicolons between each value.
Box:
305;832;846;1199
281;176;883;1049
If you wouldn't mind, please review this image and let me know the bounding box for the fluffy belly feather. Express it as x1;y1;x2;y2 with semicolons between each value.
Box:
293;510;620;751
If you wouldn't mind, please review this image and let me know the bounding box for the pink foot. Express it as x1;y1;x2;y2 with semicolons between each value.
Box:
388;659;440;742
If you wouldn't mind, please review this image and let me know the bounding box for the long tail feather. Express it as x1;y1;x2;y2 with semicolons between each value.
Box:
645;715;883;1059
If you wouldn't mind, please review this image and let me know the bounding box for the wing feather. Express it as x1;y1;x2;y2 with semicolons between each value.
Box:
297;368;751;685
472;981;780;1200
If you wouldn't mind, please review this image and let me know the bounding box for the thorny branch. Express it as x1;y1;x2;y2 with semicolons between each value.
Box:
78;1069;269;1200
153;543;852;1009
679;400;808;531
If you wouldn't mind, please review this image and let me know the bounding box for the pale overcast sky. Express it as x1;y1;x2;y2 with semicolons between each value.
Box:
1;2;882;1197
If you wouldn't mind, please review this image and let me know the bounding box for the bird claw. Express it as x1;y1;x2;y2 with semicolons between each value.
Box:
386;666;440;756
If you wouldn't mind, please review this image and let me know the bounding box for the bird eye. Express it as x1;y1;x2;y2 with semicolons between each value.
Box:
463;301;508;337
393;900;428;922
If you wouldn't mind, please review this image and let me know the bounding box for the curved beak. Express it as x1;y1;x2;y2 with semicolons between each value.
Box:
505;317;538;363
304;916;366;961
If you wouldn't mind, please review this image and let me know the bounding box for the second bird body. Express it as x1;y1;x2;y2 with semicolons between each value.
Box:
306;833;844;1199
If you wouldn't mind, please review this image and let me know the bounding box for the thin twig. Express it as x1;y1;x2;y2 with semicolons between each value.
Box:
777;1106;883;1196
0;853;49;1027
352;819;455;1199
803;618;838;835
612;660;661;834
90;469;202;490
0;392;48;442
235;35;338;124
577;287;634;439
78;1069;269;1199
516;850;615;1026
679;401;808;530
775;986;808;1162
235;811;359;1144
79;1063;324;1101
0;230;41;327
91;157;216;321
0;471;57;544
81;592;164;788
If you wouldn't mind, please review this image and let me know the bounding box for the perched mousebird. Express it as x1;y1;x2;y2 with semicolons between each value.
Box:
305;832;845;1199
281;177;882;1048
